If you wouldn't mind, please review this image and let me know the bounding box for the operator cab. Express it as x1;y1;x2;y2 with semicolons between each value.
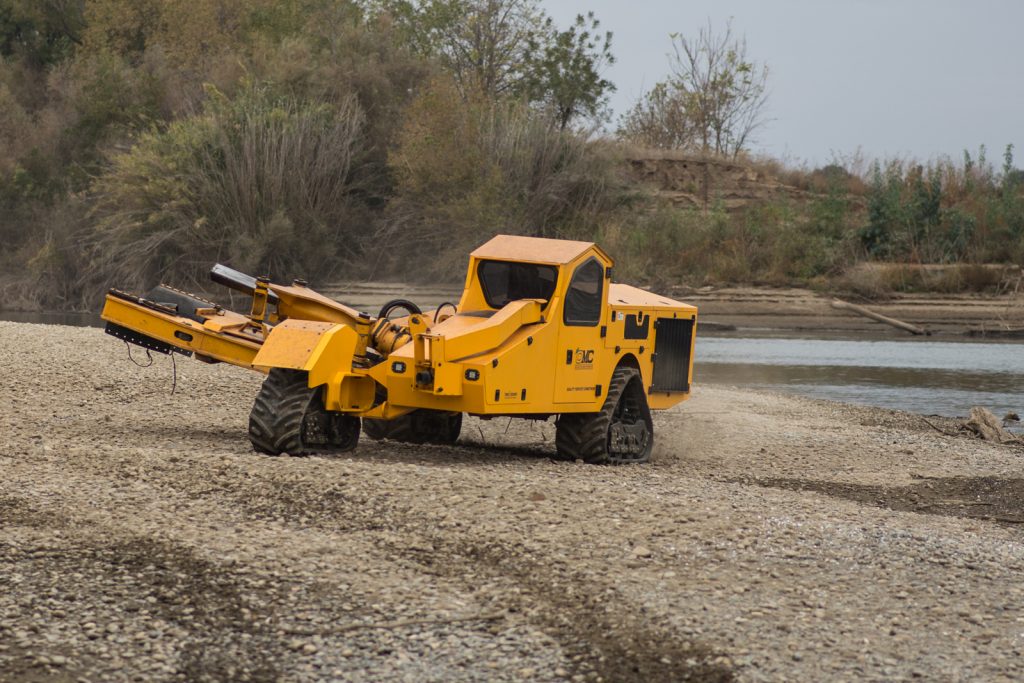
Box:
458;234;612;317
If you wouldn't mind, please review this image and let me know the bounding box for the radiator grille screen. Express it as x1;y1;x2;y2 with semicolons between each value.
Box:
651;317;694;392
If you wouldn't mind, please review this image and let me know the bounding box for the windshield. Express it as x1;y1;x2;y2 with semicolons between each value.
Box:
477;260;558;309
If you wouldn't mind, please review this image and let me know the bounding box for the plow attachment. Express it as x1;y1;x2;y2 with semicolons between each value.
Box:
103;286;264;368
100;264;376;371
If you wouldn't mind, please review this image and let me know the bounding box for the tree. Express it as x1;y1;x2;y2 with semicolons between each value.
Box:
617;81;692;150
0;0;84;66
375;0;540;99
88;83;368;290
371;0;615;127
80;0;163;58
619;20;769;157
524;12;614;129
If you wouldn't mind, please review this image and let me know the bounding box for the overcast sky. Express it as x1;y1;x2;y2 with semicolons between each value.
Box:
543;0;1024;167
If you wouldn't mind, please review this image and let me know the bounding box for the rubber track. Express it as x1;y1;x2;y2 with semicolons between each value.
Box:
555;367;648;465
248;368;316;455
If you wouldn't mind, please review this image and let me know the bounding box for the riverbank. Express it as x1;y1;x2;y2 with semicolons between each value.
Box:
3;320;1024;681
676;285;1024;338
4;283;1024;340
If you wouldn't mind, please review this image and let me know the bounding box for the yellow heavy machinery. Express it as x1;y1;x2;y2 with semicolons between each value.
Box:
102;235;697;464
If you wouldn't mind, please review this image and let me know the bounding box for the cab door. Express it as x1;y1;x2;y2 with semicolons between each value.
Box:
554;257;607;404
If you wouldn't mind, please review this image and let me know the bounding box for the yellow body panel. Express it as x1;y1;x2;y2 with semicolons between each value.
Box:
255;320;376;412
271;282;365;326
440;299;544;362
253;320;337;370
477;323;556;408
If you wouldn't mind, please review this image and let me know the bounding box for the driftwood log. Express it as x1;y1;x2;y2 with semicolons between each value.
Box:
830;299;928;335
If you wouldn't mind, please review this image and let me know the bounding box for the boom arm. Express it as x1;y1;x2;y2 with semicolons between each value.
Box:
211;263;366;328
100;264;437;372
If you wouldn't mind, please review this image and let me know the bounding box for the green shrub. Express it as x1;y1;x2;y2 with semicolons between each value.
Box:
379;77;625;278
858;153;1022;265
598;206;714;285
599;192;858;290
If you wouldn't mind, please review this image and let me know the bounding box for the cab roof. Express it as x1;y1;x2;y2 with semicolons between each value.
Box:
471;234;612;266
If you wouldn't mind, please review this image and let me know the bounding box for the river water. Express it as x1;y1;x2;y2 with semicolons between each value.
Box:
699;336;1023;421
3;298;1021;423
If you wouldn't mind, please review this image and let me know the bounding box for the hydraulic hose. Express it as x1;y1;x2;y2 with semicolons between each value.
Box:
371;298;422;354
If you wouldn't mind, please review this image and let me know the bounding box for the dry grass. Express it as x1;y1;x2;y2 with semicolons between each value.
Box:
838;263;1023;298
83;84;367;300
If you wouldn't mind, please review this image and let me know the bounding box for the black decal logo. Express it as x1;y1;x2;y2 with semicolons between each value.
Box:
574;348;595;369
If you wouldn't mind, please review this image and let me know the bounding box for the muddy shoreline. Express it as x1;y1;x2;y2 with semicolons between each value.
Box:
4;321;1024;681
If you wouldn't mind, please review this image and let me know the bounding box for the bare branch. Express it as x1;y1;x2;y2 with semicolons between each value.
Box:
619;19;769;157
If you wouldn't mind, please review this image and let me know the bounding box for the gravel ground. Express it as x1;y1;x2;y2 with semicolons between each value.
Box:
2;320;1024;682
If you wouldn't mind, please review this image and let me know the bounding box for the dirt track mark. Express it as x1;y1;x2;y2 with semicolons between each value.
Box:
1;497;284;682
752;476;1024;525
105;539;283;682
174;450;734;683
415;536;734;683
0;495;65;530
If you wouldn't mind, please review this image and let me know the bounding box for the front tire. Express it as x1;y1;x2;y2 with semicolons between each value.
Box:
249;369;360;455
555;366;653;464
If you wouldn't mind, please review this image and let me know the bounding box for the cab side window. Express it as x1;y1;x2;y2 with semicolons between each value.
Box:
563;257;604;326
